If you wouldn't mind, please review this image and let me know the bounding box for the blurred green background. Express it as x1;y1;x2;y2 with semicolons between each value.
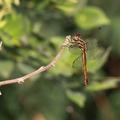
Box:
0;0;120;120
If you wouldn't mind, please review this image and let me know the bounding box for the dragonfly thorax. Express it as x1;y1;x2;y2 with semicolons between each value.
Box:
77;39;87;52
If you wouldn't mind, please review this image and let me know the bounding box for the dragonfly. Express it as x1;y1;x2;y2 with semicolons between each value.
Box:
69;28;103;86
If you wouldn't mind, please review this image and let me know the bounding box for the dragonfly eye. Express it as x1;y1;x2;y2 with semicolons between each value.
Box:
74;34;81;38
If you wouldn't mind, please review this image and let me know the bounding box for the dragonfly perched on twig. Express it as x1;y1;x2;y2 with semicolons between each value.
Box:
69;28;103;86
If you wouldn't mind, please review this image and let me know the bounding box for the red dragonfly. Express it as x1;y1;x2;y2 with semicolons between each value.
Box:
69;28;102;86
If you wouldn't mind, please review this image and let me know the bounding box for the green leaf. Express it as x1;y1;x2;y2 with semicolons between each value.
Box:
4;14;24;39
56;0;86;14
66;90;86;108
13;0;20;6
57;0;78;13
2;14;30;47
85;81;117;92
74;7;110;29
0;20;7;28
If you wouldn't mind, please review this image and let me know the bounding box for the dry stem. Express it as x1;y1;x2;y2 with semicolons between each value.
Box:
0;36;71;86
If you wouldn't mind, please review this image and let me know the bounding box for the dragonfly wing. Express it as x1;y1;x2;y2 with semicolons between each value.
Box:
72;55;83;70
86;38;105;60
69;45;81;55
85;38;108;73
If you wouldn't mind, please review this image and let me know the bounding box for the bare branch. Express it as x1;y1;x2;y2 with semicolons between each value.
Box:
0;41;3;95
0;36;71;86
0;41;2;50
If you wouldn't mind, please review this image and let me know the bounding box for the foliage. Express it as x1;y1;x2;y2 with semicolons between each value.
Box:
74;7;110;29
0;0;120;120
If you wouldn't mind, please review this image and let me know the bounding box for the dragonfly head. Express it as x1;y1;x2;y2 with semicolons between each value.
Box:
74;34;81;37
73;34;81;40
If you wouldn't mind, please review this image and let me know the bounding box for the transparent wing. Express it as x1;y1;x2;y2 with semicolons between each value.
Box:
72;55;83;70
69;44;81;55
85;38;105;60
85;38;107;73
85;27;105;60
69;42;83;70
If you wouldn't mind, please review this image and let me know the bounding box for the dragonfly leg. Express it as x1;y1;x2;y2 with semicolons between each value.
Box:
69;43;78;48
62;42;78;48
61;44;70;48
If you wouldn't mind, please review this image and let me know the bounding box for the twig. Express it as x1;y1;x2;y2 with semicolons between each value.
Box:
0;41;2;50
0;41;3;95
0;36;71;86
